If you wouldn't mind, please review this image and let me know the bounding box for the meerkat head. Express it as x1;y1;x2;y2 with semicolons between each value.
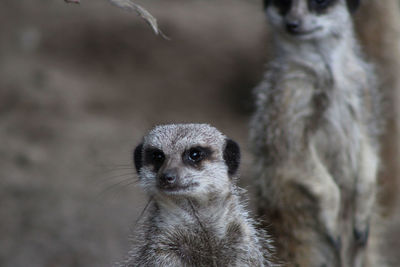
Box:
133;124;240;201
263;0;360;40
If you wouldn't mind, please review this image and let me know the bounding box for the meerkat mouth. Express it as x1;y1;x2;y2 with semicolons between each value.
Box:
289;27;322;37
159;183;199;194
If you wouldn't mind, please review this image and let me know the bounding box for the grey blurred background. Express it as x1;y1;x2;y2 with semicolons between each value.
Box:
0;1;398;266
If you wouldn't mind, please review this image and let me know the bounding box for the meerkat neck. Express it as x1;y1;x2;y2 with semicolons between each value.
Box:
153;189;241;229
275;24;359;67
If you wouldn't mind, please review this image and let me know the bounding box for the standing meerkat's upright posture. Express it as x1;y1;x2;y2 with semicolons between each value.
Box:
118;124;275;266
250;0;381;266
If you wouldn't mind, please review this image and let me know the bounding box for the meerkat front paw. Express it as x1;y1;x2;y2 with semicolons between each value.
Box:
326;233;342;252
353;221;370;247
317;178;341;252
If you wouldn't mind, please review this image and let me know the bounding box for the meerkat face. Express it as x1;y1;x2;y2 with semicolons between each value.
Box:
133;124;240;200
264;0;359;40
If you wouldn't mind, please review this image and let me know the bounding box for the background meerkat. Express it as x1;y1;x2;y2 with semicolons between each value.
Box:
251;0;381;266
118;124;275;266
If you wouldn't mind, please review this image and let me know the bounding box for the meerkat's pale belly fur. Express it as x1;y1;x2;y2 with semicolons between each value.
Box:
251;32;381;266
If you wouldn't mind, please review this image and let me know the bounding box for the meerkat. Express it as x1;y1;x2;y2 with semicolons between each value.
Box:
250;0;381;266
117;124;275;267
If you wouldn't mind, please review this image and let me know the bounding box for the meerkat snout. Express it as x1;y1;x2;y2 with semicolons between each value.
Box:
285;18;301;34
158;169;178;189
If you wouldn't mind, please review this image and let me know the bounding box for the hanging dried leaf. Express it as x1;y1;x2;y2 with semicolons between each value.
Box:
64;0;167;39
108;0;167;39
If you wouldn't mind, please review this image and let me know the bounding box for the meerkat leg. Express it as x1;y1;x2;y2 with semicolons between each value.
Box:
303;144;341;248
353;141;378;246
280;143;341;250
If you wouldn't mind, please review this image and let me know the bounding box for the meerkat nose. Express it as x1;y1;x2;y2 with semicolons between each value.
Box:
158;170;177;188
286;19;301;33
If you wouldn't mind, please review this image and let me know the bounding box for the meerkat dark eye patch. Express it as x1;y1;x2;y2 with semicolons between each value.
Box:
346;0;360;13
223;139;240;176
133;143;143;175
183;146;212;167
308;0;337;13
272;0;292;15
144;148;165;172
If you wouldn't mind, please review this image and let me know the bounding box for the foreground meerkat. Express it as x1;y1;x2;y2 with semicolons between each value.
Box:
251;0;381;266
118;124;275;266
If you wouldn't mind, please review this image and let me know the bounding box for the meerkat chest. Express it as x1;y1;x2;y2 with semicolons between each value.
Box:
156;221;245;266
314;60;368;184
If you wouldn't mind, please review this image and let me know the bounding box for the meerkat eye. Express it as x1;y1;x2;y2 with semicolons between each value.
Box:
144;148;165;172
188;148;204;162
273;0;292;15
310;0;333;10
152;150;165;163
183;146;212;167
314;0;328;5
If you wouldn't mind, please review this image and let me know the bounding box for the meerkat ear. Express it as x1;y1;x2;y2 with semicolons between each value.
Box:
346;0;360;13
133;143;144;175
223;139;241;176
